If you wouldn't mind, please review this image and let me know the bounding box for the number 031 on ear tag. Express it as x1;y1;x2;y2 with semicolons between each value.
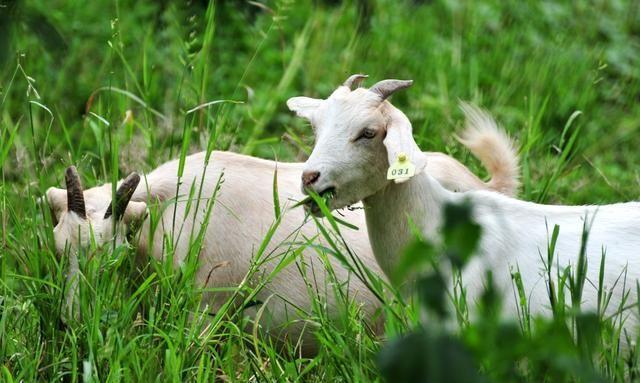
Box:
387;152;416;181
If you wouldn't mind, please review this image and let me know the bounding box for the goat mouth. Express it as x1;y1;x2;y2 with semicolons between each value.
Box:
302;186;336;215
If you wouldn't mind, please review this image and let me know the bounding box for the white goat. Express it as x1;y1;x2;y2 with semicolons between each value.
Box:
45;76;519;354
295;77;640;335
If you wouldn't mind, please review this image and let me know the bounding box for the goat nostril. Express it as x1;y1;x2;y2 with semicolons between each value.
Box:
302;171;320;187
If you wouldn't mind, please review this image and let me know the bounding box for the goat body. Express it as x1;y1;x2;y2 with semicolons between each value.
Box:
128;146;516;350
366;168;640;324
48;78;518;354
296;76;640;335
48;141;516;354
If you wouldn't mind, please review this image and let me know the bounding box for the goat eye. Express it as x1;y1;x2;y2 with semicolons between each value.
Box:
358;128;376;140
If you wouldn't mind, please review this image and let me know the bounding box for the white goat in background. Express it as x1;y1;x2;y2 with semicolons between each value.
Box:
45;75;519;355
295;76;640;337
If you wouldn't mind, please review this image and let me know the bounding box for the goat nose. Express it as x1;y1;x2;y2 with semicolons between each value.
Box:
302;170;320;187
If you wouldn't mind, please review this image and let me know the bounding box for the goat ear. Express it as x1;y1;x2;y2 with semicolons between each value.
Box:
123;201;147;225
286;97;322;120
46;187;67;223
382;110;427;184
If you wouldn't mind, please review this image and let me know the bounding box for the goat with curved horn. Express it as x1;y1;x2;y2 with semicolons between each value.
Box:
369;79;413;100
65;166;86;218
343;74;368;90
104;172;141;220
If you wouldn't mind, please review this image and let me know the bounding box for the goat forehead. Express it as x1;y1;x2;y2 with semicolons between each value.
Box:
328;92;376;111
318;101;381;132
83;187;111;209
58;210;87;227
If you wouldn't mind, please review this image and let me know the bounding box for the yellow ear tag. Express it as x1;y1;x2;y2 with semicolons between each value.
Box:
387;152;416;181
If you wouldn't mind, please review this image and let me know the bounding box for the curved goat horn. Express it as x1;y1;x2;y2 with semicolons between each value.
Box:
104;172;141;220
65;166;86;218
369;79;413;100
343;74;368;90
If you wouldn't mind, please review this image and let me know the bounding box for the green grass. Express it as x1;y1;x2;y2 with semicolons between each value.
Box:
2;0;640;381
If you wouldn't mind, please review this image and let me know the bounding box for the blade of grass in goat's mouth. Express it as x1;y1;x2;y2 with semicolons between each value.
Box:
292;188;336;210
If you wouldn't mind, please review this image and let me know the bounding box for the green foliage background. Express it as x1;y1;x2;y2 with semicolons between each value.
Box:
1;0;640;381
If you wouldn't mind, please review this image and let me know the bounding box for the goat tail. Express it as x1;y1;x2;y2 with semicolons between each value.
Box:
456;102;520;196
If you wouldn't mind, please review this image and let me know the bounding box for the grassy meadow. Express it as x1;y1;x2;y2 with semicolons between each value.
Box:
2;0;640;381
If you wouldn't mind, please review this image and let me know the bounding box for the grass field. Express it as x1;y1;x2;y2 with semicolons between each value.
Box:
2;0;640;381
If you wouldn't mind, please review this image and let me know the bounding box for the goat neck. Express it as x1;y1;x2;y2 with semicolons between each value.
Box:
363;165;451;277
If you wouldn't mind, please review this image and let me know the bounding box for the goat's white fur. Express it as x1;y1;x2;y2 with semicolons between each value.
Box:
299;84;640;336
47;109;517;354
